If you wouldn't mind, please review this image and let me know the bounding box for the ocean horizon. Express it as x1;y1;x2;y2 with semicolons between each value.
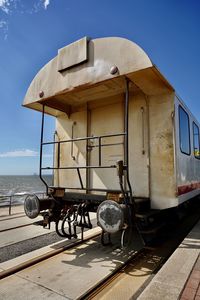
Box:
0;175;53;206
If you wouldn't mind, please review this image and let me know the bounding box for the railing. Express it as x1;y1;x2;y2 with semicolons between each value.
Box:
40;132;126;192
0;192;45;215
39;78;133;203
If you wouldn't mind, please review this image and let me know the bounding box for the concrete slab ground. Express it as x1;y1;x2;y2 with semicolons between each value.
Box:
138;220;200;300
0;214;42;232
0;205;24;218
0;275;68;300
0;219;55;248
0;212;96;248
0;226;101;272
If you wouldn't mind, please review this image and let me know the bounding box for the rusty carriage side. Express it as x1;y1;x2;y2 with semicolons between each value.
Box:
23;37;176;245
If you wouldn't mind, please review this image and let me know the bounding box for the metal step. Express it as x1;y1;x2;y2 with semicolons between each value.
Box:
136;209;160;219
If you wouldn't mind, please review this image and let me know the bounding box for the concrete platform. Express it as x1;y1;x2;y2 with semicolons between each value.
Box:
180;254;200;300
138;219;200;300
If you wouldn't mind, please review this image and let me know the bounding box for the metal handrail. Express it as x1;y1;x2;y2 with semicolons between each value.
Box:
39;78;133;199
42;132;126;146
40;125;125;193
41;165;119;170
0;192;45;215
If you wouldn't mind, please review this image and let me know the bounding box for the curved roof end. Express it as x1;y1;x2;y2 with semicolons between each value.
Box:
23;37;173;114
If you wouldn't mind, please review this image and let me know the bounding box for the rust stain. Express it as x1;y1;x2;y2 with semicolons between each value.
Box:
155;129;174;175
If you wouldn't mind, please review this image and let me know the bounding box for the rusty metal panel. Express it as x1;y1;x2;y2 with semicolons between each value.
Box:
149;93;176;209
57;37;88;72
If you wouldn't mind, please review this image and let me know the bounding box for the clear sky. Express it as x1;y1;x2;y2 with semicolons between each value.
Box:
0;0;200;175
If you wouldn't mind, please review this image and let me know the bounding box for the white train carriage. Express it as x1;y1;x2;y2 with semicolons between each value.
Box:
23;37;200;242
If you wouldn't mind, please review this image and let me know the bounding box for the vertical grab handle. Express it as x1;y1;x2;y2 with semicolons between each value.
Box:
71;121;76;160
98;137;102;166
141;107;145;155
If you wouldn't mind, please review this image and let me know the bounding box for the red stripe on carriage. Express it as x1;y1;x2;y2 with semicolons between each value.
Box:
178;182;200;196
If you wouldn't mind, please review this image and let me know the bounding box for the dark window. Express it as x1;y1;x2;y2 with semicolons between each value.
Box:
193;122;200;158
179;106;190;155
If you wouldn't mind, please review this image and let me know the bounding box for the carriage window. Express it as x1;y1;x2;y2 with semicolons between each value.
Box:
193;122;200;158
179;106;190;155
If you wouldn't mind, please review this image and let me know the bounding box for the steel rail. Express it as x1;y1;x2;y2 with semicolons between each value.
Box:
80;246;168;300
0;222;34;233
0;214;26;222
79;204;200;300
1;204;199;298
78;247;147;300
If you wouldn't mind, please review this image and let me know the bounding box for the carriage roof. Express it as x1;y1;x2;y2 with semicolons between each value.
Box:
23;37;173;116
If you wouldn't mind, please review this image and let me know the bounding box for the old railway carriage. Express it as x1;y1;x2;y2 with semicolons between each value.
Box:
23;37;200;244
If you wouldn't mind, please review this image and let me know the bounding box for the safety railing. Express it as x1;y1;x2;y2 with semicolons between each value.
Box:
40;132;126;192
39;78;132;198
0;192;45;215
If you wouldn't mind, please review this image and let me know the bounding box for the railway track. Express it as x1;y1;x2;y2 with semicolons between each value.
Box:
0;220;42;233
0;227;102;280
0;215;98;263
0;199;199;299
80;203;200;299
0;226;143;300
79;245;165;300
0;214;26;222
0;209;44;234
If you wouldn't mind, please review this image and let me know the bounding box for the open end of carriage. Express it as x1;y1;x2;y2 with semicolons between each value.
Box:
23;37;174;246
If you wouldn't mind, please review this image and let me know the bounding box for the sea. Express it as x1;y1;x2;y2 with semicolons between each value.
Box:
0;175;53;206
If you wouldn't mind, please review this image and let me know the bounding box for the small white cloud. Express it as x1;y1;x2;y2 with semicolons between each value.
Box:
0;0;51;39
0;0;51;14
0;20;8;40
0;20;7;28
0;0;10;14
0;149;53;158
43;0;50;10
0;149;38;157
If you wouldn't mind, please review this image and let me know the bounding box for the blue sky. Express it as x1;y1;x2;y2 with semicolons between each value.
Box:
0;0;200;175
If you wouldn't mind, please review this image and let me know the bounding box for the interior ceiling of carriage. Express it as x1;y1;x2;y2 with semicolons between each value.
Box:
38;76;139;115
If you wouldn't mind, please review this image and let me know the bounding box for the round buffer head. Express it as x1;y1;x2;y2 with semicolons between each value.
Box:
97;200;124;234
24;194;40;219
